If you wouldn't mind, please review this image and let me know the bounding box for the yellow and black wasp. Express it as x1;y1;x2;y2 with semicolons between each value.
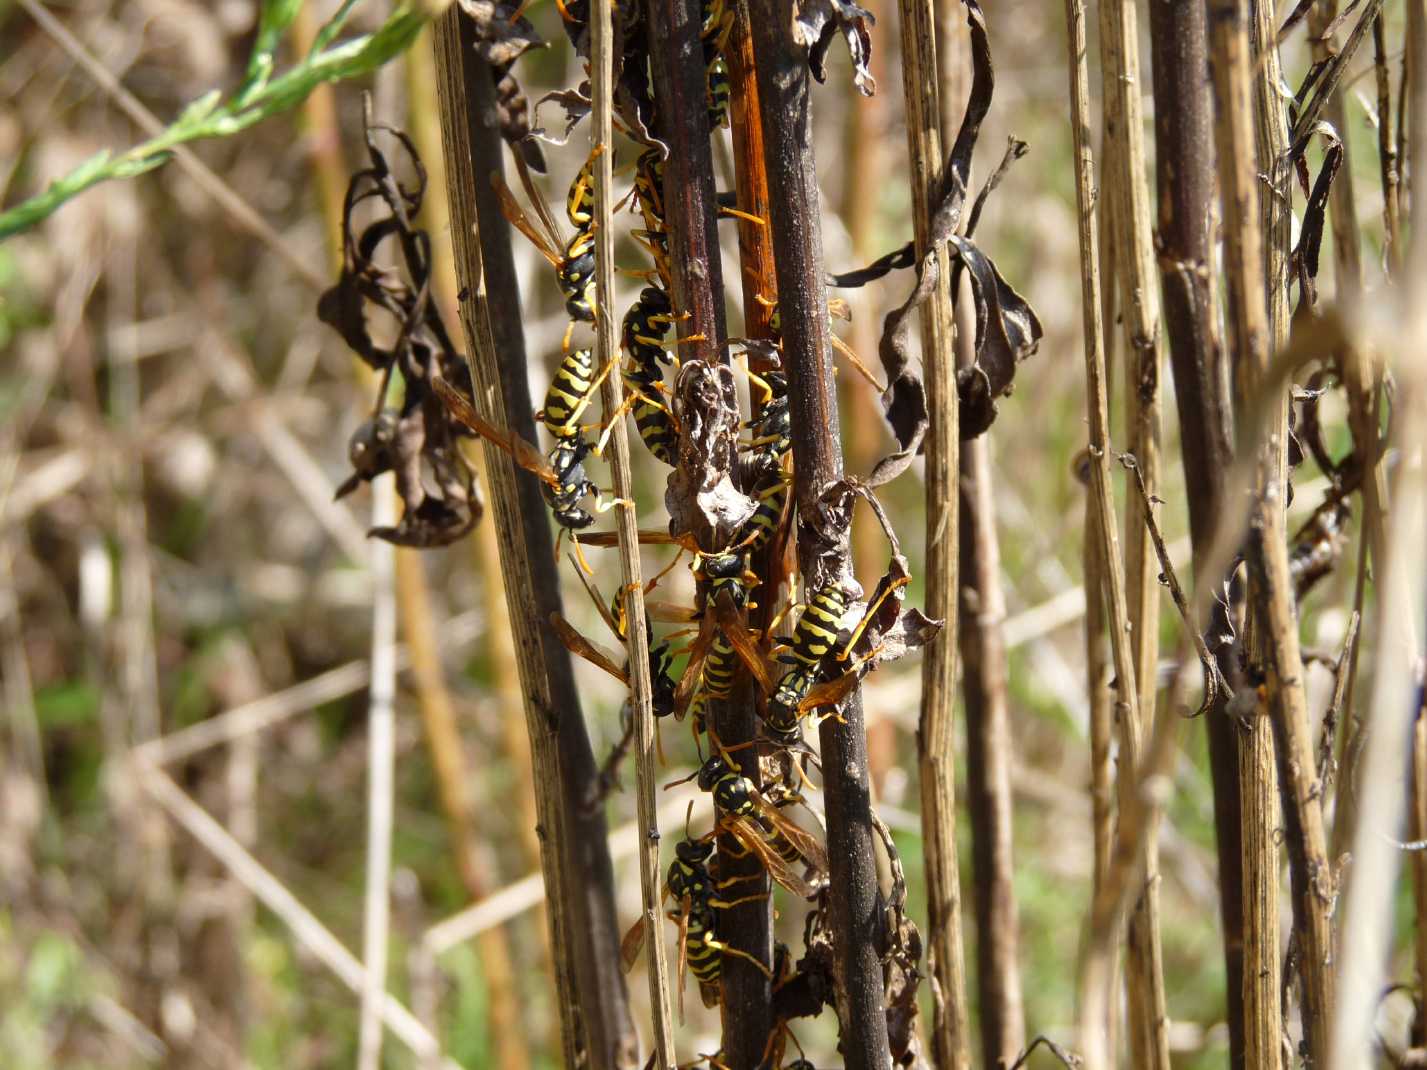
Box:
620;818;770;1015
432;376;622;552
549;567;686;721
493;156;597;335
692;753;828;897
620;286;680;465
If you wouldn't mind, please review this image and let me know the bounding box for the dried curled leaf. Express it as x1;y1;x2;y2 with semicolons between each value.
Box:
318;109;482;548
666;360;755;546
793;0;877;96
457;0;548;171
1289;121;1343;310
531;84;593;146
829;0;1039;478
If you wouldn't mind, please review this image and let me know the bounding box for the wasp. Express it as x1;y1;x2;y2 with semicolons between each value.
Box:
693;754;828;896
706;56;731;128
539;346;619;442
493;157;597;334
620;286;679;465
621;820;770;1015
759;297;885;392
432;377;622;560
549;570;683;721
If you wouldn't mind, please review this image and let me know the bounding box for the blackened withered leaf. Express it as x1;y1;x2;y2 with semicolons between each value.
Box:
458;0;549;171
1289;122;1343;310
319;109;482;549
794;0;876;96
841;555;943;671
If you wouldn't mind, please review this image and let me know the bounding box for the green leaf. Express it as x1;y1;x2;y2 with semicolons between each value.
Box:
0;4;432;242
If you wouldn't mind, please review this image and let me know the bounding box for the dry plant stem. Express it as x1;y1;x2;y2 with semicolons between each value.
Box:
1077;652;1189;1070
1328;6;1427;1059
897;2;968;1066
359;479;399;1070
134;760;462;1070
645;0;727;364
935;11;1024;1059
959;432;1025;1070
1145;5;1246;1060
1215;3;1335;1063
1096;2;1169;1064
590;0;675;1063
1209;6;1286;1066
15;0;326;290
1061;4;1149;1063
723;6;780;1056
1415;709;1427;1047
1082;486;1119;1061
1373;11;1404;272
432;13;637;1067
748;0;890;1062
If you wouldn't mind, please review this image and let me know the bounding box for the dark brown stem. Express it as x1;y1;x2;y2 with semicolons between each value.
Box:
432;13;637;1067
959;434;1025;1069
747;1;890;1064
645;0;727;362
719;4;778;1061
1146;5;1246;1064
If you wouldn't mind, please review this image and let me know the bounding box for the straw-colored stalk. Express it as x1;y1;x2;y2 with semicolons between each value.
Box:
590;0;676;1062
1060;4;1147;1062
898;1;967;1066
431;11;638;1064
1095;1;1169;1064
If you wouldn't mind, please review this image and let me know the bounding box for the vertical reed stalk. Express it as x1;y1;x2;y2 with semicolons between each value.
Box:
1328;9;1427;1062
898;0;967;1066
1414;710;1427;1046
358;476;398;1070
1081;472;1118;1061
1213;2;1336;1063
1309;2;1364;292
725;7;781;1054
748;1;890;1061
432;12;638;1066
1096;2;1169;1064
1145;5;1246;1060
1061;5;1148;1063
933;12;1024;1061
590;0;676;1063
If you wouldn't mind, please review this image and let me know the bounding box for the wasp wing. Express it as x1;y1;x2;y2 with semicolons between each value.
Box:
723;815;821;900
491;173;564;267
752;792;830;875
550;613;630;684
433;377;560;488
710;597;775;695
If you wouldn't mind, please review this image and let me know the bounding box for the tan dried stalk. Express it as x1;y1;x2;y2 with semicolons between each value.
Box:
431;10;638;1064
1327;6;1427;1060
1081;472;1118;1061
1060;3;1147;1063
1095;3;1169;1064
898;1;967;1066
589;0;676;1062
1213;3;1336;1064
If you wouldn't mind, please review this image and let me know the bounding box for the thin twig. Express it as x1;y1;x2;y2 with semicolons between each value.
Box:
431;12;637;1064
747;1;891;1062
590;0;675;1061
358;476;399;1070
1145;1;1246;1052
1095;2;1170;1060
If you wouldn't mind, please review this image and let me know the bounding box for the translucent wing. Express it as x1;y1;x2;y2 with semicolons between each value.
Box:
578;529;697;550
796;669;861;716
512;153;566;255
550;613;630;684
722;815;821;900
751;792;830;876
710;597;775;694
491;174;564;268
619;915;646;973
572;564;624;640
433;377;559;488
673;614;719;719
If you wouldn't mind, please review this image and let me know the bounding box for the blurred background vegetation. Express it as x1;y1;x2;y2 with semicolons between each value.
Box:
0;0;1411;1066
